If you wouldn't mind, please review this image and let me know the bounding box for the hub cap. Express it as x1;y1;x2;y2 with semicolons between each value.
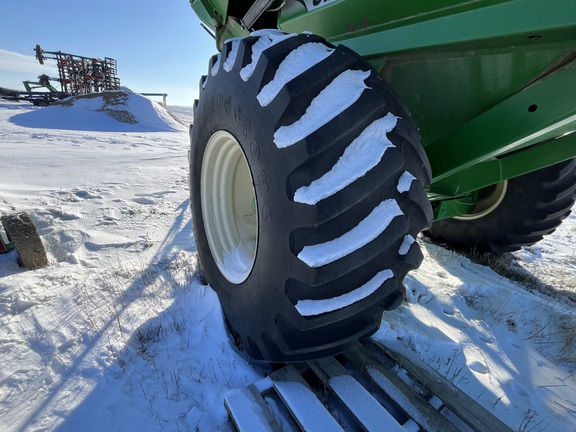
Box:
455;181;508;221
200;131;258;283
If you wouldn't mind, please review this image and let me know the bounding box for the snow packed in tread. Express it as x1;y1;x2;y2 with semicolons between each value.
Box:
210;53;221;76
294;113;397;205
296;269;393;316
240;31;297;82
257;42;335;107
297;199;403;268
273;69;371;149
398;235;415;255
397;171;417;193
223;38;243;72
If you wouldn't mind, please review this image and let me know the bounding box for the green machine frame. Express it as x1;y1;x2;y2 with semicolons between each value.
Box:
190;0;576;220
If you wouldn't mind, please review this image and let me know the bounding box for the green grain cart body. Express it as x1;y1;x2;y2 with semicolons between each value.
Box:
188;0;576;361
191;0;576;218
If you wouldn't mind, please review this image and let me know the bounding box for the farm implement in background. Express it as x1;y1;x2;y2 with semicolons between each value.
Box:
0;75;67;107
0;45;121;106
34;45;121;96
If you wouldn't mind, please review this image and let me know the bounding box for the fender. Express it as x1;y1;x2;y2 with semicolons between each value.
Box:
295;0;338;11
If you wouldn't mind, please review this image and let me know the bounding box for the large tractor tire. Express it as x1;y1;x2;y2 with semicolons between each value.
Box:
189;31;432;362
427;159;576;253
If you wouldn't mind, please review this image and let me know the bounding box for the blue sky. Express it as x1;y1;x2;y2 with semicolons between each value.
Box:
0;0;216;106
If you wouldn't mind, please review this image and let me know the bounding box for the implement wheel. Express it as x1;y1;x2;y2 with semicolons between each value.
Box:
189;31;432;362
427;159;576;253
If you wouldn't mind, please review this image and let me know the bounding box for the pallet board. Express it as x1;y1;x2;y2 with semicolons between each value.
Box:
225;340;515;432
225;385;282;432
309;356;405;431
366;339;514;432
343;343;460;432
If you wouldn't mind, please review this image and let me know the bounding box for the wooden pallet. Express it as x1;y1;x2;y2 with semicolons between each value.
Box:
225;340;515;432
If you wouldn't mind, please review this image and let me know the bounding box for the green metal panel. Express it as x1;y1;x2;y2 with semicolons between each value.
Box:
279;0;575;55
426;57;576;183
433;130;576;197
380;41;575;147
190;0;228;29
278;0;576;218
279;0;576;148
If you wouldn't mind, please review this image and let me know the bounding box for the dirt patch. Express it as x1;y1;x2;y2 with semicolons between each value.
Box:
105;109;137;124
53;91;138;124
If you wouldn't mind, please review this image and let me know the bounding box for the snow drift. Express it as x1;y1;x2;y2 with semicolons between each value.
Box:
8;89;187;132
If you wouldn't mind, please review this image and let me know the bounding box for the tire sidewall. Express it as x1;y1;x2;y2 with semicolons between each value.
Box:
190;66;302;341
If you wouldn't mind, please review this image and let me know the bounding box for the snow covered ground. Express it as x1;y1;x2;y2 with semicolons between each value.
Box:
1;94;575;431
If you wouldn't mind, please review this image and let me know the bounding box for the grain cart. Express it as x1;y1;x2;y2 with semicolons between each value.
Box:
187;0;576;362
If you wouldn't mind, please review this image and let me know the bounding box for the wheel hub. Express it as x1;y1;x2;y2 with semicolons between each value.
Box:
200;131;258;284
454;181;508;220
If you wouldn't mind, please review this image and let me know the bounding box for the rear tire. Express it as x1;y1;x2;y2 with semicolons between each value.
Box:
190;31;432;362
427;159;576;253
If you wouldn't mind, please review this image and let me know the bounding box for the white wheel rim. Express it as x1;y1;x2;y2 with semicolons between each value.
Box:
454;181;508;221
201;131;258;283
